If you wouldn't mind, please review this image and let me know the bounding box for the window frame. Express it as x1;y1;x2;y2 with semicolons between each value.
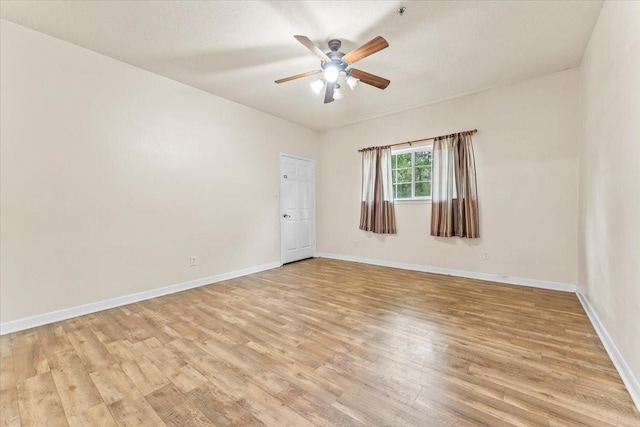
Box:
391;144;433;204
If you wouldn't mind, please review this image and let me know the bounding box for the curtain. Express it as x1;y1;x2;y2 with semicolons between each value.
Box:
431;132;479;238
359;146;397;234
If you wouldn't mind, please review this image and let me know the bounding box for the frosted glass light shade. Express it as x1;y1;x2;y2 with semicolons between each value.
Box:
346;76;359;90
310;79;324;95
333;85;344;100
324;66;339;83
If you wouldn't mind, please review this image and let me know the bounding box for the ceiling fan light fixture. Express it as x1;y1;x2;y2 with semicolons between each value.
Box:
333;84;344;100
310;79;324;95
275;35;390;104
346;76;359;91
324;65;340;83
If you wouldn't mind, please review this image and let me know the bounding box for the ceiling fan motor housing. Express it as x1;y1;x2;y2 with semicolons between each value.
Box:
322;39;347;72
275;35;390;103
328;39;342;52
321;59;347;73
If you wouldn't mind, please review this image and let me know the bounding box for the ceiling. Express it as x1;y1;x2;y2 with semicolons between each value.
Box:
0;1;602;131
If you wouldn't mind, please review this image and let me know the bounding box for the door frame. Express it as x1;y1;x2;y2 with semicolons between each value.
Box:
279;153;317;266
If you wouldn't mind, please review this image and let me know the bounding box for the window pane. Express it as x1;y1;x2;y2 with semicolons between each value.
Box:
396;183;411;198
396;168;412;183
415;150;431;166
416;182;432;197
396;153;411;168
415;165;431;182
393;184;406;199
391;149;432;200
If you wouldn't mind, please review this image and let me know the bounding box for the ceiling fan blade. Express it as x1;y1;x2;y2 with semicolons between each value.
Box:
275;70;322;84
349;69;390;89
343;36;389;64
294;35;331;62
324;81;335;103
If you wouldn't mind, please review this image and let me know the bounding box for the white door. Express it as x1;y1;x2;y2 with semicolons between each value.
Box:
280;154;316;264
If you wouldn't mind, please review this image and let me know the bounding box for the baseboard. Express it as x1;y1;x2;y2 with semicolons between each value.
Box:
318;253;638;411
576;292;640;411
317;252;576;292
0;261;280;335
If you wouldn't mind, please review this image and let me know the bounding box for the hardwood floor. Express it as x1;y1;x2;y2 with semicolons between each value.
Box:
1;258;638;426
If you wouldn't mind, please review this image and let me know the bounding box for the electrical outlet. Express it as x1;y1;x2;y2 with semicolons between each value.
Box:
482;251;490;260
190;256;197;266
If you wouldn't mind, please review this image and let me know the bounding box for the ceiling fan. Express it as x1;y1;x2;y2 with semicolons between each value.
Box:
275;35;390;103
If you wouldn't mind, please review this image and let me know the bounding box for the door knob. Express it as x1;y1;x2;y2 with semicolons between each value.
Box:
283;214;290;218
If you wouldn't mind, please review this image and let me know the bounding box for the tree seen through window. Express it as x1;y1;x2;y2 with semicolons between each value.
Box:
391;147;432;200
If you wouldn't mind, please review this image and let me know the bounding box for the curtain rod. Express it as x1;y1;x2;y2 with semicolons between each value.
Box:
357;129;478;152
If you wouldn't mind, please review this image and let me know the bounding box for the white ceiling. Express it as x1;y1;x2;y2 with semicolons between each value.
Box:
1;1;602;131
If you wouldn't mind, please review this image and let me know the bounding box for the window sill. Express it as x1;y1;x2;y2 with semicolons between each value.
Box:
394;198;432;205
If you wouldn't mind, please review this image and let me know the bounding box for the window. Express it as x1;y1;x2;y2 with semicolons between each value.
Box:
391;146;432;201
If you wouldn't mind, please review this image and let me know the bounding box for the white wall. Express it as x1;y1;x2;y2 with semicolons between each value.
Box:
0;20;319;323
579;1;640;386
1;7;637;402
318;69;580;286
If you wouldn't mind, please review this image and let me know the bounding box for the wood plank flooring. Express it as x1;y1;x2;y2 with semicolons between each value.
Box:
1;258;638;426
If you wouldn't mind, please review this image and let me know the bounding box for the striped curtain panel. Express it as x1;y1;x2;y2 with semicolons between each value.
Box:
359;147;397;234
430;132;480;238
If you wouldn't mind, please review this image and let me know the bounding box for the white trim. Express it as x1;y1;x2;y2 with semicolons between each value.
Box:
4;255;637;413
278;152;315;163
279;153;317;265
316;253;638;412
392;142;433;154
391;145;433;201
317;253;576;292
0;262;280;335
394;198;432;205
576;291;640;411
